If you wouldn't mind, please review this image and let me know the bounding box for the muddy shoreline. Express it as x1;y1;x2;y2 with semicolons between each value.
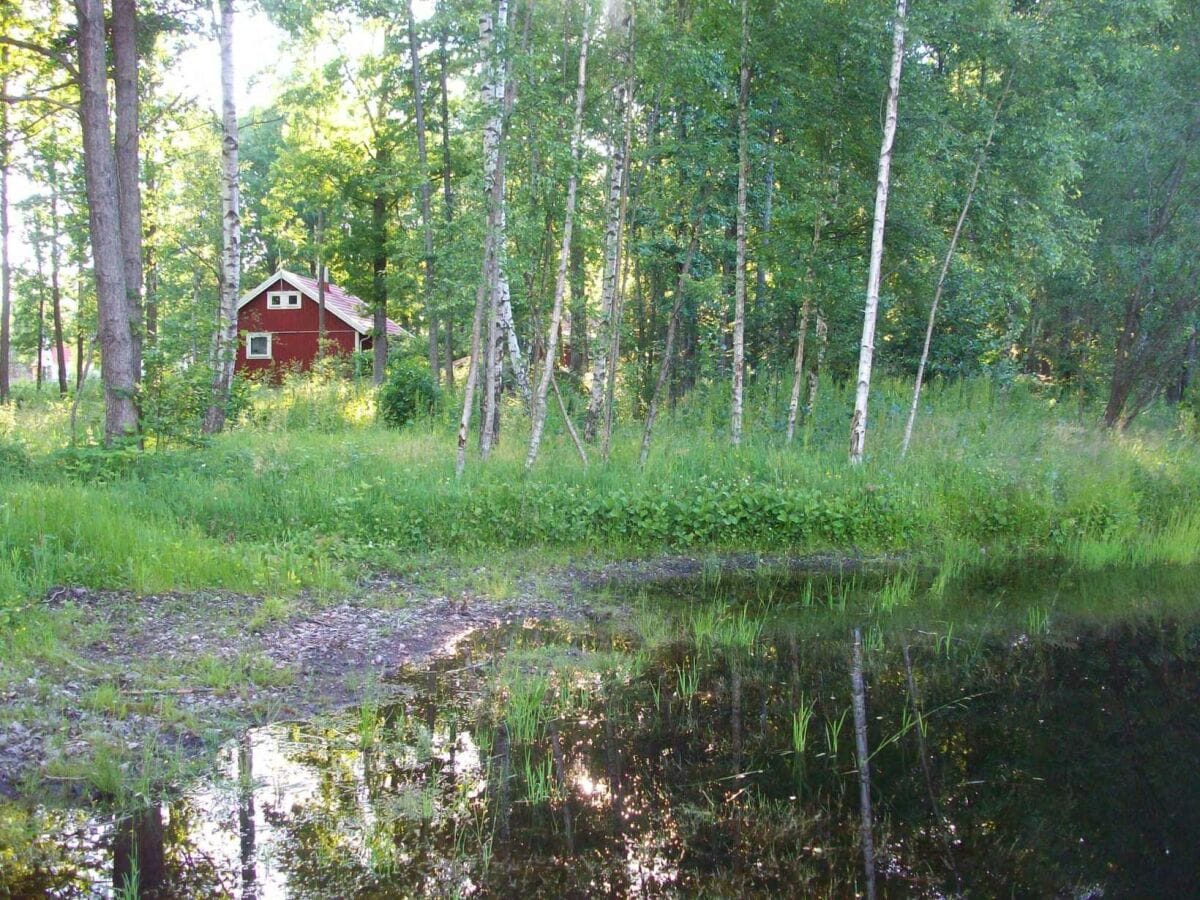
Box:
2;553;879;800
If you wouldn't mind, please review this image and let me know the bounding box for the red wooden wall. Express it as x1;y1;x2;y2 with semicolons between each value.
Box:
235;278;368;377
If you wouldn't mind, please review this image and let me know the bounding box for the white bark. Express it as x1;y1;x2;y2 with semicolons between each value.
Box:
204;0;241;435
585;5;634;442
0;53;9;405
901;75;1011;456
480;0;506;459
731;0;749;447
407;0;439;382
806;311;827;420
849;0;907;464
527;7;592;469
786;213;822;442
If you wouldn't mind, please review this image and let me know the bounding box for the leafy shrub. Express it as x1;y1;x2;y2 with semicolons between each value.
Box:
0;436;31;476
378;357;441;428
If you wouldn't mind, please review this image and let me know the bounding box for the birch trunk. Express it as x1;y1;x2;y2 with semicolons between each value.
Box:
316;210;326;354
407;0;439;383
34;229;45;389
584;5;634;441
639;189;709;467
730;0;749;446
786;213;822;442
901;75;1011;456
527;6;592;469
805;311;827;419
454;243;493;476
50;169;68;395
851;627;877;900
479;0;507;458
754;99;776;320
75;0;139;441
849;0;907;465
438;17;456;387
112;0;143;383
495;0;530;409
372;176;390;385
0;54;9;405
203;0;241;435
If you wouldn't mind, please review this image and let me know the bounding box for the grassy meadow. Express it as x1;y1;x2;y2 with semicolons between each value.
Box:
2;371;1199;613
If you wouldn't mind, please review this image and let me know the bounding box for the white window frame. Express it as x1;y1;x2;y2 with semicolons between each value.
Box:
246;332;272;359
267;290;302;309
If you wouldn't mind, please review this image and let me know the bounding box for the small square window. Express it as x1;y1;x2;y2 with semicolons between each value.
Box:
267;291;301;309
247;332;272;359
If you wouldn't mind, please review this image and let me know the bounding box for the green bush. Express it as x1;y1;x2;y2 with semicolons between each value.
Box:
378;357;440;428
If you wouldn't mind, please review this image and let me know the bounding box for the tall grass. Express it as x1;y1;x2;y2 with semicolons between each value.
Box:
1;374;1198;606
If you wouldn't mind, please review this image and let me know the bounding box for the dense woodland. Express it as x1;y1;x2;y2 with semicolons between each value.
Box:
0;0;1197;459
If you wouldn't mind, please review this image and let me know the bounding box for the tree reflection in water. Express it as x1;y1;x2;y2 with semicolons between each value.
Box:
4;564;1200;897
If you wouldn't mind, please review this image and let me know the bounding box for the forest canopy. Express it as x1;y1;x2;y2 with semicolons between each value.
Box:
0;0;1196;452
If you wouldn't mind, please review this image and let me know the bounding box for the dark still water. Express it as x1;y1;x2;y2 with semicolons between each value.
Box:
5;565;1200;897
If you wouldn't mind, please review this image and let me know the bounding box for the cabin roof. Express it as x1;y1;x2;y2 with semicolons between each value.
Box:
237;268;410;339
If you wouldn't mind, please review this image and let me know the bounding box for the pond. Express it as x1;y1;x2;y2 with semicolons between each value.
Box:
4;563;1200;897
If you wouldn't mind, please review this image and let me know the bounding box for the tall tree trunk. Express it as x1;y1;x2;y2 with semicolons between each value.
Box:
0;51;9;405
203;0;241;435
438;17;455;388
316;209;326;354
144;167;158;350
730;0;750;446
755;99;776;349
479;0;508;458
34;229;46;390
495;3;530;409
806;310;827;421
639;189;710;466
461;0;509;468
112;0;143;386
849;0;907;464
372;149;390;385
527;5;591;469
50;166;68;396
584;4;634;441
568;239;586;374
76;0;138;441
901;74;1010;457
407;0;439;383
786;213;823;442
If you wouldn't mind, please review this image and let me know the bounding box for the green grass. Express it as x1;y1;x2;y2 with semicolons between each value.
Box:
1;373;1199;615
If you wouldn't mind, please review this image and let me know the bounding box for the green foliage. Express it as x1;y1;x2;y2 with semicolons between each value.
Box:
377;357;441;429
1;375;1199;606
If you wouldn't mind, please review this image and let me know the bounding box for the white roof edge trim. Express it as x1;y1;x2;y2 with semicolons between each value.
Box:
235;268;375;336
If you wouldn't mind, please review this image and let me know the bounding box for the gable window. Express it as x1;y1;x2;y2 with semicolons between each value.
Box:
267;290;301;309
246;332;272;359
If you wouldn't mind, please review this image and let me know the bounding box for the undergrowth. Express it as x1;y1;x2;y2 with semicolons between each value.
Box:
1;374;1198;616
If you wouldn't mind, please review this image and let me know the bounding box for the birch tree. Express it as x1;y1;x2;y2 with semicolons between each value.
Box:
901;75;1010;456
203;0;240;435
526;2;592;469
407;0;439;382
730;0;749;446
849;0;907;465
0;51;10;405
479;0;509;458
584;3;634;442
785;209;825;442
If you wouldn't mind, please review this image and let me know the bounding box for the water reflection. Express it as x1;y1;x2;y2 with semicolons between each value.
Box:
3;566;1200;897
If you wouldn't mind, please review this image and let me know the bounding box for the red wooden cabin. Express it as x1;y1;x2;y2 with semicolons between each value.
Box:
235;269;408;376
